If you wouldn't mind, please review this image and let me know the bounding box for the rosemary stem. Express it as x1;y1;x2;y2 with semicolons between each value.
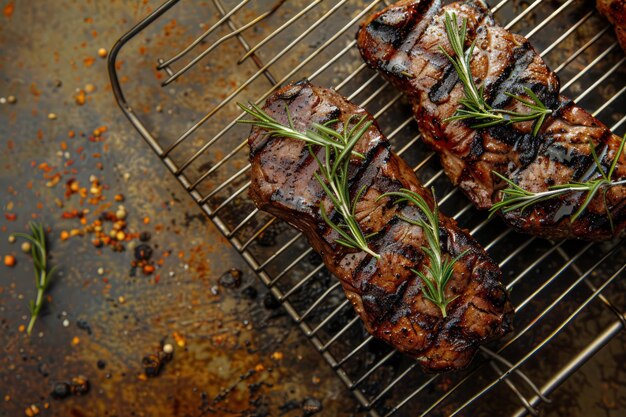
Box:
362;246;381;260
26;290;42;335
329;179;380;259
460;62;484;112
515;178;626;202
442;12;550;135
492;133;626;226
15;223;55;336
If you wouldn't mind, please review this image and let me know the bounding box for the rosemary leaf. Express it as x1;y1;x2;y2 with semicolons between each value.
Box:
489;134;626;230
379;188;466;317
14;222;56;335
441;12;551;136
238;103;380;259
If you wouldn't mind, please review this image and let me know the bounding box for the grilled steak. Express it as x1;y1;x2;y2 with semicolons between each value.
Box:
247;80;513;372
598;0;626;52
357;0;626;240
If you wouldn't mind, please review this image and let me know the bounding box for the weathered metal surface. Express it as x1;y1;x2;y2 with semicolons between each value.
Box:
1;1;625;417
0;1;354;416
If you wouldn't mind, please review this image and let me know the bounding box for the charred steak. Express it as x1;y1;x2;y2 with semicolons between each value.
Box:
598;0;626;52
247;80;513;372
357;0;626;240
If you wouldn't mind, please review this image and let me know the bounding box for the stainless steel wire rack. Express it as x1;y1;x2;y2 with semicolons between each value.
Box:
109;0;626;415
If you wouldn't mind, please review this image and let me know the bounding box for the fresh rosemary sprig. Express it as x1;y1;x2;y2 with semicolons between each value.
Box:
14;222;57;335
238;103;380;259
237;102;365;158
490;134;626;230
441;12;551;136
379;188;466;317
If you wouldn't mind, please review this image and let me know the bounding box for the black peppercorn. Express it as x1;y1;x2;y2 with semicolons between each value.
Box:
302;397;322;416
241;286;258;299
218;268;242;289
142;354;163;377
134;244;153;261
51;382;71;400
263;292;281;310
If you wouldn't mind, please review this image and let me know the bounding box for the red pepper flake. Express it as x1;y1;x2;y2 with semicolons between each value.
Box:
75;90;86;106
61;209;82;219
42;170;58;180
46;173;62;188
3;2;14;18
83;57;95;68
4;255;16;267
30;83;41;97
38;162;53;172
68;130;75;138
4;213;17;221
93;126;108;136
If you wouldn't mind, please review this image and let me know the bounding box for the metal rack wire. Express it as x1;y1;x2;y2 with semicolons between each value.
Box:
108;0;626;415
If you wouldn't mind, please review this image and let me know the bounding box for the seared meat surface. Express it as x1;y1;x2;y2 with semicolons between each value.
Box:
358;0;626;240
247;80;513;372
598;0;626;52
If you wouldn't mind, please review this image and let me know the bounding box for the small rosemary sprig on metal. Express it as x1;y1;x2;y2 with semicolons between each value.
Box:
441;12;551;136
490;134;626;230
379;188;466;317
238;103;380;259
14;222;57;335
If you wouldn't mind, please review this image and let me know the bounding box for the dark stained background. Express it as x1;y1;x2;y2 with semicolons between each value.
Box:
0;1;356;416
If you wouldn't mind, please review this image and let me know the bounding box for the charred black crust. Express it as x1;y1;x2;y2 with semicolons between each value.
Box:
429;64;460;103
362;279;410;325
467;132;485;160
485;42;536;108
365;0;436;49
